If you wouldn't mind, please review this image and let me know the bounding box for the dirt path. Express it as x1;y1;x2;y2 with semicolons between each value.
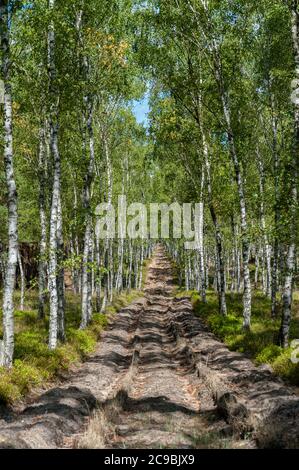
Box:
90;246;242;449
0;245;298;449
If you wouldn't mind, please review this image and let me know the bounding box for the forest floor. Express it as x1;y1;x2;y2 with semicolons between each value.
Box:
0;245;298;449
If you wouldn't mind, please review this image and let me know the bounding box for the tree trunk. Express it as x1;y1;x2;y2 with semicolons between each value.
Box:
198;170;206;302
81;99;95;329
204;137;227;315
57;195;65;341
109;240;113;302
279;2;299;347
254;246;260;290
17;251;25;311
95;236;102;312
48;0;61;350
0;1;18;368
138;244;144;290
38;125;48;319
271;104;280;316
48;121;60;350
256;150;271;297
127;240;133;290
116;158;127;293
185;256;189;291
103;127;113;304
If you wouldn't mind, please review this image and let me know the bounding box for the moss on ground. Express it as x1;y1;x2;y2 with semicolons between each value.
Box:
177;289;299;386
0;289;142;405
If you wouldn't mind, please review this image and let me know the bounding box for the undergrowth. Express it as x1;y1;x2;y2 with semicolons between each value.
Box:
0;289;142;404
178;290;299;386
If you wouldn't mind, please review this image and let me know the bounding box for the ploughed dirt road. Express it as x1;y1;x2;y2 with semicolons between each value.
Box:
0;245;298;449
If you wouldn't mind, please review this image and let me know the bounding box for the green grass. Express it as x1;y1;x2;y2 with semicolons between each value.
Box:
179;289;299;386
0;289;142;405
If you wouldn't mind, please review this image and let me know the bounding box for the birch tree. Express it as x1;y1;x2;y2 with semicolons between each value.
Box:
48;0;63;349
279;0;299;347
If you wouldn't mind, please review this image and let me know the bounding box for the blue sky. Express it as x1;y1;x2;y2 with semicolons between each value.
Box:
132;95;150;126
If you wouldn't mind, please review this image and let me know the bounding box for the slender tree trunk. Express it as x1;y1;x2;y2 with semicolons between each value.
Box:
48;121;61;349
237;248;241;294
279;2;299;347
109;241;113;302
81;221;92;328
48;0;62;350
261;246;267;294
116;157;127;293
204;137;227;314
57;195;65;341
75;9;95;328
81;98;95;329
254;246;259;290
198;169;206;302
185;255;189;291
0;245;7;285
0;1;18;367
72;183;81;295
256;150;271;297
38;125;48;319
127;240;133;290
116;238;124;292
205;250;209;290
134;246;139;290
95;236;102;312
230;249;235;293
138;244;144;290
17;250;25;311
102;127;113;304
271;106;280;316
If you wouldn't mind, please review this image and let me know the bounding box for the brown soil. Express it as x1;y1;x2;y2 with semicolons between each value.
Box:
0;245;298;449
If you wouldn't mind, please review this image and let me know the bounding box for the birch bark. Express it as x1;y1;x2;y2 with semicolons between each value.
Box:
279;1;299;347
17;251;25;311
48;0;62;349
203;134;227;315
256;150;271;297
38;125;48;319
0;0;18;367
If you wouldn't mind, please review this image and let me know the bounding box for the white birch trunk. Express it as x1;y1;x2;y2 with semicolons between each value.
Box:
81;99;95;328
271;100;280;316
57;195;65;341
256;150;272;297
204;140;227;314
198;172;206;302
197;82;226;312
48;0;61;350
95;236;102;312
38;125;48;319
279;2;299;347
17;250;25;311
254;247;259;290
0;1;18;367
48;122;60;349
127;240;133;290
